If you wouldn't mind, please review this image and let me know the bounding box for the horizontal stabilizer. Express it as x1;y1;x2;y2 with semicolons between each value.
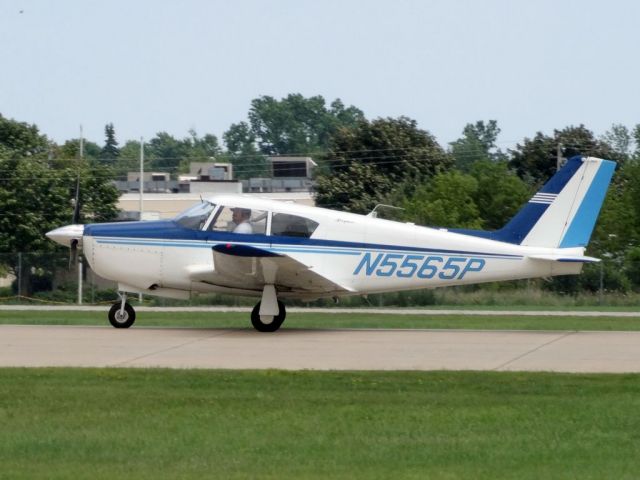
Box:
528;254;600;263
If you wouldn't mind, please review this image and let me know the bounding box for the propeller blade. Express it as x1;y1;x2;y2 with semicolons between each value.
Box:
69;239;78;270
72;171;81;224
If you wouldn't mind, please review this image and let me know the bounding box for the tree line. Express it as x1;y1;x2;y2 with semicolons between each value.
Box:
1;93;640;295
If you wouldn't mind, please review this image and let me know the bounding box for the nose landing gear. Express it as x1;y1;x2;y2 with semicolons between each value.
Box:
108;292;136;328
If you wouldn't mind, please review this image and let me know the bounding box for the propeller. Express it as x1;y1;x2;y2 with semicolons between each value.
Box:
69;170;81;270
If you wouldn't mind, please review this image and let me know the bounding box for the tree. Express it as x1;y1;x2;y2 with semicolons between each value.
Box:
315;162;394;212
243;94;364;155
402;171;483;229
601;124;633;164
223;121;267;179
99;123;120;163
0;115;120;294
315;116;452;213
469;160;531;230
509;125;614;186
57;138;101;162
138;130;223;174
0;116;70;294
449;120;505;171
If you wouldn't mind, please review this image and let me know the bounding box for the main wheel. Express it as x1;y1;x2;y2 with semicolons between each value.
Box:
251;300;286;332
108;302;136;328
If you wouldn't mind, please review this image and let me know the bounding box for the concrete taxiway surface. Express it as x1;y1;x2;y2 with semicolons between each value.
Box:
1;325;639;373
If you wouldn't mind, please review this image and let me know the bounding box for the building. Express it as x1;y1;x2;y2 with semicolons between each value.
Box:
117;191;315;220
115;159;316;220
243;156;316;193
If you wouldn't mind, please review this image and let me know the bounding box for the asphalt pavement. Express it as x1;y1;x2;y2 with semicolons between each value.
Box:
1;325;639;373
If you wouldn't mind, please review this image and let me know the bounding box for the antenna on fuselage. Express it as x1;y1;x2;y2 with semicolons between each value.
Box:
367;204;404;219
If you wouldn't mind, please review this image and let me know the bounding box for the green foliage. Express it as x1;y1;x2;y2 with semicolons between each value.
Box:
114;130;223;177
470;160;531;229
315;116;452;213
0;115;119;294
315;162;394;212
510;125;614;186
99;123;120;163
601;123;633;164
56;138;102;161
245;94;364;155
403;171;482;228
223;121;267;178
450;120;505;171
0;113;50;157
400;160;530;230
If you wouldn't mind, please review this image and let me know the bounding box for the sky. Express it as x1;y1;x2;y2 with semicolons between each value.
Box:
1;0;639;150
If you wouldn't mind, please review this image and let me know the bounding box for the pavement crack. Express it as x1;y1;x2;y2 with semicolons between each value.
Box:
112;329;236;367
493;331;575;371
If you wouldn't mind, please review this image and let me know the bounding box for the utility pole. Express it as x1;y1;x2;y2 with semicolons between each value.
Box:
139;137;144;218
79;125;84;159
78;125;84;305
139;137;144;304
78;257;83;305
556;143;563;171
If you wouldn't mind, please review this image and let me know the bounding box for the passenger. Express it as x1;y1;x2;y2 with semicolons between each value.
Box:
231;208;253;234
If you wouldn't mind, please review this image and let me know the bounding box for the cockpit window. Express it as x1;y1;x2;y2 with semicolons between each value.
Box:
174;202;216;230
271;213;319;238
209;206;268;235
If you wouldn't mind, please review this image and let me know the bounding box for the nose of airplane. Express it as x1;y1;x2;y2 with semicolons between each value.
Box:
46;224;85;247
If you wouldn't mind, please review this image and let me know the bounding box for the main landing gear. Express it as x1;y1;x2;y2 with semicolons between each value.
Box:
251;284;286;332
251;300;286;332
108;292;136;328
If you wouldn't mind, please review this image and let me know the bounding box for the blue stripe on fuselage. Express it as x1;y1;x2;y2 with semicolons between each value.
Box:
88;221;522;259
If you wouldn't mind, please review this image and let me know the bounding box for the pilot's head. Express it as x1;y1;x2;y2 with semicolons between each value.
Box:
232;208;251;223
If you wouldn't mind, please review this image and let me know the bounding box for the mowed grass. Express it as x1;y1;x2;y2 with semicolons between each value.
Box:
0;368;639;479
1;309;640;330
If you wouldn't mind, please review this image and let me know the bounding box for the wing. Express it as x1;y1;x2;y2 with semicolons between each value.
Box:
188;244;354;296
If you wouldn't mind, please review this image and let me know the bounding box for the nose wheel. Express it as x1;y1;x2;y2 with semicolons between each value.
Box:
108;293;136;328
251;300;286;332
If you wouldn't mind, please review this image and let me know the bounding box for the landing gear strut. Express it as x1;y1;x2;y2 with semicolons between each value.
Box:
108;292;136;328
251;300;286;332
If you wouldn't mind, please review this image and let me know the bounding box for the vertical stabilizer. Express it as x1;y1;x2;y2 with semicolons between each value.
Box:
497;156;616;248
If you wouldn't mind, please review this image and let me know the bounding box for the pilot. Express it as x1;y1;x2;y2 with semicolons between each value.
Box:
231;208;253;234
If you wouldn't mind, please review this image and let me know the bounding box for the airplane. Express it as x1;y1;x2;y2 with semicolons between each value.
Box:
46;155;616;332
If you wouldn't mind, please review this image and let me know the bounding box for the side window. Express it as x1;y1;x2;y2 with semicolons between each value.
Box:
209;206;267;235
271;213;319;238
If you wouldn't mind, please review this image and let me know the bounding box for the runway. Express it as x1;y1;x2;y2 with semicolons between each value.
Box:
1;325;639;373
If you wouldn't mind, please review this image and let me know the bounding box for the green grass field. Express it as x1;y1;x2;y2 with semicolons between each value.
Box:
0;368;639;479
1;309;640;331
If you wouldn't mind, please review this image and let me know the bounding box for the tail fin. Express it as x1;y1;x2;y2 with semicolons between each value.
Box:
495;156;616;247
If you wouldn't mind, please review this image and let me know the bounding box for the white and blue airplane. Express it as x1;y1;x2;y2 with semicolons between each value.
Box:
47;155;615;332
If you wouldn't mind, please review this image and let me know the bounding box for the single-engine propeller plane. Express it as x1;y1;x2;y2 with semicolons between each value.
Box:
47;155;615;332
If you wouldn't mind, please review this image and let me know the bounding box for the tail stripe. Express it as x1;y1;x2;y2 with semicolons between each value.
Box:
559;160;616;248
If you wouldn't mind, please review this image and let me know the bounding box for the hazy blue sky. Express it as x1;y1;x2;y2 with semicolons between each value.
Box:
1;0;638;149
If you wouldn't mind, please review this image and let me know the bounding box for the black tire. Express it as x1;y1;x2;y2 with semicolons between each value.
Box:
250;300;286;332
108;302;136;329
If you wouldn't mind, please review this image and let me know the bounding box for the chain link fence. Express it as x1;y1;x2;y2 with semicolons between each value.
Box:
0;251;638;308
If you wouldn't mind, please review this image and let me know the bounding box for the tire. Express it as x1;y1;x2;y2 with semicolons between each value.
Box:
250;300;286;332
108;302;136;329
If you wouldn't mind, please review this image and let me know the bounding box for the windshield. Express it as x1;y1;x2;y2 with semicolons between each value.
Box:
174;202;216;230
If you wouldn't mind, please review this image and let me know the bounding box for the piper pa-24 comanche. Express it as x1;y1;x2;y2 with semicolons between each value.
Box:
47;155;615;332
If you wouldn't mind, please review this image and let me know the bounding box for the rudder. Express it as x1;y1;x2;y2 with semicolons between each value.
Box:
498;156;616;248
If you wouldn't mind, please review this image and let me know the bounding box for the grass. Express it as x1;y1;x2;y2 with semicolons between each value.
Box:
2;309;640;331
0;368;639;479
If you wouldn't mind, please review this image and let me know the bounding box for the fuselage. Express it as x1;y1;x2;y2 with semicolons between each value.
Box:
80;195;584;300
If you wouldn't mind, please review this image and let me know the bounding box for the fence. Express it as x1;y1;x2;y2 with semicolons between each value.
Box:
0;251;638;308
